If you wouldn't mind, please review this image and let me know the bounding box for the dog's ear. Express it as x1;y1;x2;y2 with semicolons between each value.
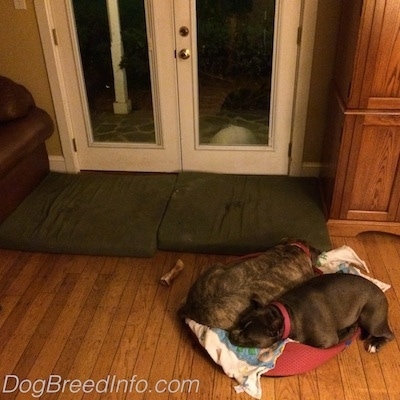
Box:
250;294;266;309
270;316;283;335
265;307;284;337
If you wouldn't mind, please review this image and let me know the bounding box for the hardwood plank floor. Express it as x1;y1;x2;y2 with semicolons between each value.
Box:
0;232;399;399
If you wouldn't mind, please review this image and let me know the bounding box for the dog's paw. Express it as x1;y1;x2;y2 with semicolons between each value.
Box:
367;343;378;353
365;335;393;353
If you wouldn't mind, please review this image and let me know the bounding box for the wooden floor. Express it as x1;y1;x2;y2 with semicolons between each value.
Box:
0;232;399;399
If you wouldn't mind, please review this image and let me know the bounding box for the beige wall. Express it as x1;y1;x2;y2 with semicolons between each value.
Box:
0;0;342;168
0;0;62;156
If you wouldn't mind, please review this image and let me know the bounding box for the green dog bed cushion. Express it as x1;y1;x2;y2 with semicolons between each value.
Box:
158;172;331;254
0;172;176;257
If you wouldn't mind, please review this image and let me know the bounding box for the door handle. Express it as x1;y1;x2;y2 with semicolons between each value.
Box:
178;49;191;60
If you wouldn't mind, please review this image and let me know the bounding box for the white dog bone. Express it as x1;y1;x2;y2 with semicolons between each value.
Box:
160;259;185;286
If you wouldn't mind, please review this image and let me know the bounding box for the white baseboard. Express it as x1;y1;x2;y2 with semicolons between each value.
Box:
49;155;67;172
300;162;321;177
48;157;322;177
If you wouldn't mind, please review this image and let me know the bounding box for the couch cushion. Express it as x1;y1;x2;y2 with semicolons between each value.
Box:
0;108;53;178
0;76;35;123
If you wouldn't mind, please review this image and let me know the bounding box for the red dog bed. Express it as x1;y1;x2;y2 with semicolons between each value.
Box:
190;251;362;377
185;247;385;399
264;329;361;376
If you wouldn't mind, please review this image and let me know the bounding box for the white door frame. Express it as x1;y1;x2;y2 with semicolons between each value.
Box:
290;0;319;176
35;0;80;172
35;0;318;175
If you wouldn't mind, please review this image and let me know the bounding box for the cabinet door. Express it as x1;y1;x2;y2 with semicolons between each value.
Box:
341;114;400;221
334;0;365;106
321;91;347;216
348;0;400;109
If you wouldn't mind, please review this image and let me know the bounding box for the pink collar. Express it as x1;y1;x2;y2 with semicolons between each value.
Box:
271;302;291;340
290;242;311;259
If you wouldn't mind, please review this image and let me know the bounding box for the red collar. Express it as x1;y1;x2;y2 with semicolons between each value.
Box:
271;302;291;340
290;242;311;259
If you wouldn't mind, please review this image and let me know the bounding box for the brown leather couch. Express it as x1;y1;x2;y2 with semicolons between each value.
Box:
0;76;54;223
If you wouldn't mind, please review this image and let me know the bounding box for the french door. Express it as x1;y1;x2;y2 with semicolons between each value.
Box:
177;0;300;174
36;0;307;174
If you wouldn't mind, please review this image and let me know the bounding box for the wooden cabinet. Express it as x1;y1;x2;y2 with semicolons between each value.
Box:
321;0;400;236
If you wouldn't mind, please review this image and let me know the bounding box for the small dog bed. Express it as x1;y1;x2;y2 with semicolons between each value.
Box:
264;329;360;376
186;246;390;399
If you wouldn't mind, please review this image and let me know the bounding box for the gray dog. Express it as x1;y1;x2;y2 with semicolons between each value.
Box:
229;274;394;353
178;239;320;330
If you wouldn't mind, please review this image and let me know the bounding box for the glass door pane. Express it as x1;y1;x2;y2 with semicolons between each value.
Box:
197;0;274;146
72;0;155;144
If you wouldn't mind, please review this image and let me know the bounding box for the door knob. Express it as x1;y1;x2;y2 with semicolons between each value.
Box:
178;49;191;60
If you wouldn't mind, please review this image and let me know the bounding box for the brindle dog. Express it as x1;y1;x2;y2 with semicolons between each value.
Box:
178;239;320;330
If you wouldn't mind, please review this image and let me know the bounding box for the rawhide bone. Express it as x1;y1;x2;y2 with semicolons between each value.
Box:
160;259;185;286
